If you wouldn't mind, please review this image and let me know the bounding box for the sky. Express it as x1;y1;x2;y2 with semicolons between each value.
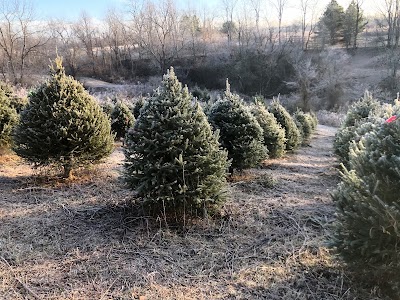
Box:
33;0;379;22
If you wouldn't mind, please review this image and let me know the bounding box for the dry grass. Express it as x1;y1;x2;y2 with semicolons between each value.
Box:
0;125;386;299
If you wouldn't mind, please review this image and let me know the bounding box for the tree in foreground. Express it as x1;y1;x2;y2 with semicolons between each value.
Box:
208;80;267;172
13;57;114;178
0;90;19;152
333;115;400;296
124;68;229;219
269;99;301;151
251;101;286;158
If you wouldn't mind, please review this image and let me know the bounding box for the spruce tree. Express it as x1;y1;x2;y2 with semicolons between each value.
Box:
293;109;313;143
110;101;135;139
333;115;400;295
251;101;286;158
208;80;267;171
0;90;18;151
269;99;301;151
124;67;229;218
13;57;114;178
132;96;146;119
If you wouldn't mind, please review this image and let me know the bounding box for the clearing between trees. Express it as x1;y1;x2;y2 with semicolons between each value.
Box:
0;125;382;299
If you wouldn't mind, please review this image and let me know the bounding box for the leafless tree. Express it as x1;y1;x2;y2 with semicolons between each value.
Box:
221;0;238;45
0;0;48;83
269;0;288;44
299;0;319;50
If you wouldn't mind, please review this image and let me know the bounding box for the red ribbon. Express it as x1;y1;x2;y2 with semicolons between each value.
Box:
386;116;397;123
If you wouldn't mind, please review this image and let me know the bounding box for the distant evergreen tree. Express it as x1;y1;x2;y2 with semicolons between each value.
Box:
13;57;114;178
319;0;345;45
124;67;229;218
0;81;27;113
293;109;313;143
0;90;18;151
208;80;267;171
343;0;367;49
269;99;301;151
132;96;146;119
251;101;286;158
110;101;135;139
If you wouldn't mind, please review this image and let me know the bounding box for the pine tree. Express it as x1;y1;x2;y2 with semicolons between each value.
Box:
333;115;400;295
208;80;267;171
13;57;114;178
132;96;146;119
124;67;229;218
293;109;313;143
110;101;135;139
343;0;367;49
251;101;286;158
0;90;18;151
269;99;301;151
319;0;345;45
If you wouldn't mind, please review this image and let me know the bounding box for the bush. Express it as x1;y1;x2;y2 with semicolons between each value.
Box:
0;90;19;151
124;67;229;219
293;109;313;143
110;101;135;139
208;80;268;171
332;115;400;296
251;101;286;158
13;57;114;178
269;99;301;151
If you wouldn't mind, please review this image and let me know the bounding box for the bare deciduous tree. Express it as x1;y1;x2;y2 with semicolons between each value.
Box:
269;0;288;44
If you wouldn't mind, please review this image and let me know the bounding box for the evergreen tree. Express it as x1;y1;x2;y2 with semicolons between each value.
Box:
132;96;146;119
0;90;18;151
333;116;400;295
0;81;28;113
251;101;286;158
319;0;345;45
293;109;313;143
13;57;114;178
343;0;367;49
208;80;267;171
124;67;229;218
110;101;135;139
269;99;301;151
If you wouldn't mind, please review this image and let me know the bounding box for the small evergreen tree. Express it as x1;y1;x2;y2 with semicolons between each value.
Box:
110;101;135;139
0;81;28;113
124;67;229;218
13;57;114;178
208;80;267;171
251;101;286;158
293;109;313;143
269;99;301;151
132;96;146;119
333;116;400;295
0;91;19;151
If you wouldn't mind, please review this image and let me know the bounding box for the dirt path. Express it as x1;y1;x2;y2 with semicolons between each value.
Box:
0;125;382;299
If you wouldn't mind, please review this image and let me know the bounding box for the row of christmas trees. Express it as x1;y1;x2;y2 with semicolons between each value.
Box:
0;57;317;219
333;92;400;296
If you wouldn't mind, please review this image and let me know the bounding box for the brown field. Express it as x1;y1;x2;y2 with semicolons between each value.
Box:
0;125;386;299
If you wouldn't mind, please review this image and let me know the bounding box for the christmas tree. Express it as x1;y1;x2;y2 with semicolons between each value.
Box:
268;99;301;151
13;57;114;178
110;100;135;139
333;114;400;295
124;67;229;219
0;89;18;151
208;80;267;171
251;101;286;158
293;109;313;143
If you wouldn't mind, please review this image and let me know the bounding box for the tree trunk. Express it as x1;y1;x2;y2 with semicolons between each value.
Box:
63;163;73;179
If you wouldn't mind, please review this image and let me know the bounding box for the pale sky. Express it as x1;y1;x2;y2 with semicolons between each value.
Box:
32;0;381;22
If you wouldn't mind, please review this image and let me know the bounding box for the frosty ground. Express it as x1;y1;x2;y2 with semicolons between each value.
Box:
0;125;385;299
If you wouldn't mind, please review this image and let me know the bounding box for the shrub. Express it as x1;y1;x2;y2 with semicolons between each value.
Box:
13;57;114;178
269;99;301;151
251;101;286;158
110;101;135;139
293;109;313;143
332;116;400;296
0;91;19;151
208;80;268;171
124;67;229;219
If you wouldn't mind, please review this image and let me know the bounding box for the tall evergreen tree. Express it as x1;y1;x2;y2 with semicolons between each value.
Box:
124;68;229;218
320;0;345;45
208;80;267;172
13;57;114;178
343;0;367;49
